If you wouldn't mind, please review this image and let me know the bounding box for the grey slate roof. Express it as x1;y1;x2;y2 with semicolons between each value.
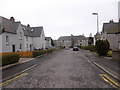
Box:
0;16;20;34
58;36;71;41
0;16;43;37
58;35;86;41
103;22;120;34
22;25;43;37
45;37;52;41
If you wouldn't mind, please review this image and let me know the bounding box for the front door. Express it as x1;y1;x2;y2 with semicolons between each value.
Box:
12;45;15;52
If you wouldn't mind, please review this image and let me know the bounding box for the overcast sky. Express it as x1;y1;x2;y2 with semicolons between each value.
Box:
0;0;119;39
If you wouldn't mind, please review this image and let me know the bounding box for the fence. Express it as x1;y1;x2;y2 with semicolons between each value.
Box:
0;51;33;58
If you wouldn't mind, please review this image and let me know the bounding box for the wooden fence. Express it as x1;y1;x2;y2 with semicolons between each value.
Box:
0;51;33;58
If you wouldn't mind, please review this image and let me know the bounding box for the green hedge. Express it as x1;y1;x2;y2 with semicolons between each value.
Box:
1;54;19;66
96;40;110;56
81;45;96;52
33;49;56;57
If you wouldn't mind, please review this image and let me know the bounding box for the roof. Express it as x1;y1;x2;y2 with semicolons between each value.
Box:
0;16;20;34
58;36;71;41
45;37;52;41
22;25;43;37
103;22;120;34
58;35;86;41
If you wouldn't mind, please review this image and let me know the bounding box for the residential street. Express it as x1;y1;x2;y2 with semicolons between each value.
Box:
2;49;114;88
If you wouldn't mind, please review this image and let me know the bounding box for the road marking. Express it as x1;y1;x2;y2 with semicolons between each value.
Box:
99;74;120;88
21;64;37;73
2;64;37;83
0;73;28;87
93;62;119;80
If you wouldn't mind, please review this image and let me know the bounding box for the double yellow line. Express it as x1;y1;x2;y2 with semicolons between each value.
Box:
100;74;120;88
0;73;28;87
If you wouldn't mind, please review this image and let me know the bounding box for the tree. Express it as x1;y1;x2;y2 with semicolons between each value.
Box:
95;39;110;56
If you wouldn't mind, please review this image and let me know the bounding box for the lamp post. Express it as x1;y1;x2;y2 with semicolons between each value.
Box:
92;13;99;33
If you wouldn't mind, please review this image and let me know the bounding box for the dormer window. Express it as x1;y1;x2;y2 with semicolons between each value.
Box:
31;29;34;32
19;32;22;40
6;35;9;45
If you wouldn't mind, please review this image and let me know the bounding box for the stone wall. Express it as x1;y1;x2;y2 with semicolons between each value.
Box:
112;50;120;61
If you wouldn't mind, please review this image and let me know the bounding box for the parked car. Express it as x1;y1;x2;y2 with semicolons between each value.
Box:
73;46;79;51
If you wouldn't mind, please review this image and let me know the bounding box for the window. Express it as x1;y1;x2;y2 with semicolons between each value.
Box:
26;37;28;41
19;32;22;40
6;35;9;44
20;44;22;51
31;29;34;32
27;44;28;50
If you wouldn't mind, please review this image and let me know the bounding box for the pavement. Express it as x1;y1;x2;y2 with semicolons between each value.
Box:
0;58;35;70
93;57;120;81
80;50;120;82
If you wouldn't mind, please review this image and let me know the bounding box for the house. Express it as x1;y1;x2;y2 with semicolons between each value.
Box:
22;25;46;50
0;16;46;52
101;20;120;60
45;37;53;49
57;35;88;48
101;20;119;50
0;16;25;52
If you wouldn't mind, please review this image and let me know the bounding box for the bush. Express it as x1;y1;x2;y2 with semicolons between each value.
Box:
33;50;47;57
96;39;110;56
1;54;19;66
107;50;112;57
81;45;96;52
33;49;56;57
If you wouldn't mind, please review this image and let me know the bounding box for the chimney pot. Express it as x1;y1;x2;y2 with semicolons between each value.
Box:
27;24;30;28
10;17;15;22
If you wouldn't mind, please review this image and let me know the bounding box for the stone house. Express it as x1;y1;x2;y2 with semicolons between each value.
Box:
57;35;88;48
0;16;46;52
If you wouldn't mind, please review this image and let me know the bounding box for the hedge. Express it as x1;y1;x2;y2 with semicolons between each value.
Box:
33;49;56;57
81;45;96;52
1;54;19;66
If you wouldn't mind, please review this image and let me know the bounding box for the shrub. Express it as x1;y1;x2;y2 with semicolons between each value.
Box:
107;50;112;57
33;50;47;57
95;39;110;56
1;54;19;66
33;49;56;57
81;45;96;52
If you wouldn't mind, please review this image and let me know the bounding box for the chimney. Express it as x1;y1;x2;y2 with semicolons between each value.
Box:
109;19;114;23
27;24;30;28
10;17;15;22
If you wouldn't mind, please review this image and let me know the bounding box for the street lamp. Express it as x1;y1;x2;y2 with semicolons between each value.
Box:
92;13;99;33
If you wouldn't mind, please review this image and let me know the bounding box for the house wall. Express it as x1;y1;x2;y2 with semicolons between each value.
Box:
82;40;88;46
45;39;52;49
24;36;33;51
40;30;45;49
33;30;45;50
107;34;118;50
0;35;2;52
1;24;25;52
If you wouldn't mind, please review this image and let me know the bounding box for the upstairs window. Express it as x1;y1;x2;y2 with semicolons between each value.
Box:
26;37;28;41
19;32;22;40
6;35;9;45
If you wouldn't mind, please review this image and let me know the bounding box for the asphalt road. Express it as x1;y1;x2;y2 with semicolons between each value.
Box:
2;49;114;88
